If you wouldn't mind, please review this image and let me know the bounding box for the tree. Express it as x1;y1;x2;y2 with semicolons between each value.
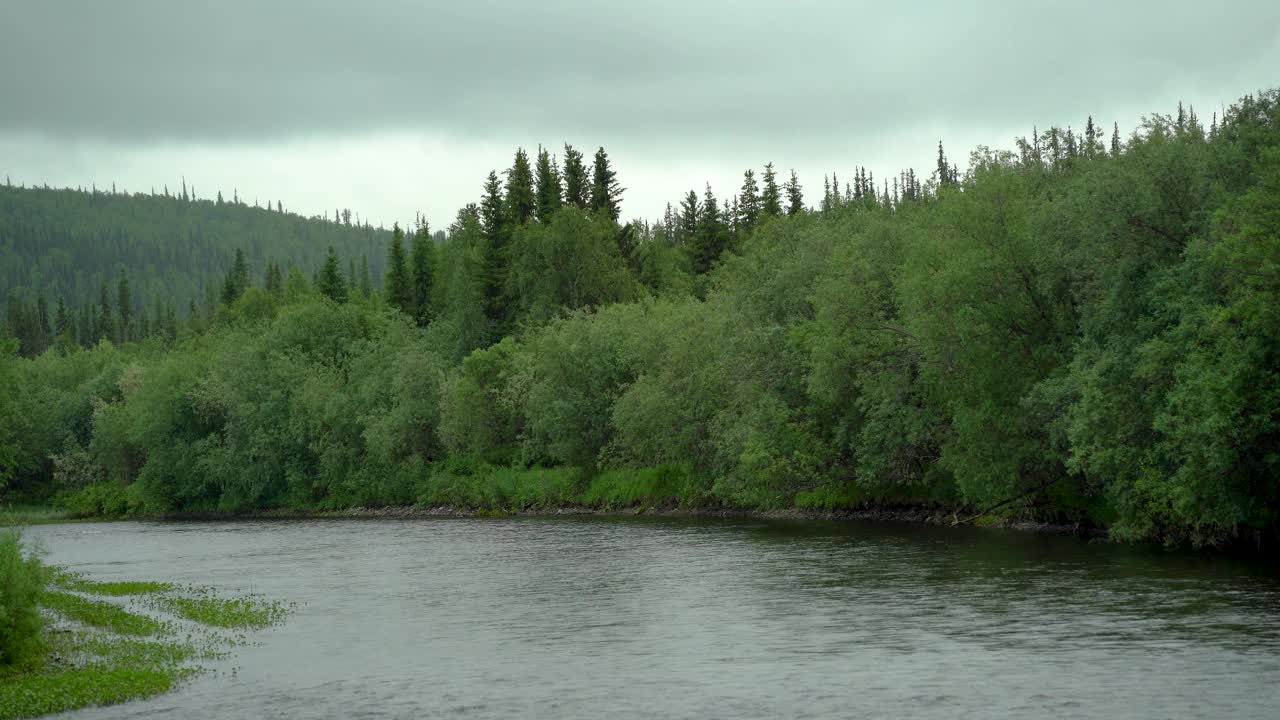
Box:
1111;122;1122;156
738;169;761;234
678;189;700;245
761;163;782;217
479;171;511;331
534;147;563;223
692;183;729;275
589;146;624;221
221;248;250;305
562;144;588;207
264;262;283;296
358;255;372;299
385;223;412;315
97;283;112;343
410;224;435;325
936;141;953;186
317;246;348;303
505;148;536;226
785;170;804;215
115;271;132;342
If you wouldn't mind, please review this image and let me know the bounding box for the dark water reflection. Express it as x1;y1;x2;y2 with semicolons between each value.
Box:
27;517;1280;719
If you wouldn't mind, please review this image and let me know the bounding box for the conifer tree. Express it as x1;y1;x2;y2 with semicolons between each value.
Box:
479;171;510;329
221;248;250;305
97;283;112;342
761;163;782;217
359;255;372;299
936;141;952;186
410;224;435;326
737;169;760;235
264;262;283;296
692;183;728;275
53;296;70;340
116;271;131;342
385;223;413;314
505;148;536;225
589;146;624;221
1111;122;1122;156
534;147;563;223
678;190;700;245
785;169;804;215
317;246;348;303
562;144;588;208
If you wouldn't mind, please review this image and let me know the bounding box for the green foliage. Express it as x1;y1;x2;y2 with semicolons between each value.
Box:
0;531;45;668
5;90;1280;547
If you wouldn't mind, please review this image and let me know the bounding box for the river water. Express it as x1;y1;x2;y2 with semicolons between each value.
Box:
26;517;1280;719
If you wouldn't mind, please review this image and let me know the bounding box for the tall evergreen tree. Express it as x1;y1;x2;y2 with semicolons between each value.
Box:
692;183;728;275
761;163;782;217
97;283;112;343
936;141;952;186
534;147;563;223
317;246;348;303
116;271;131;342
479;171;510;330
738;169;760;234
410;224;435;326
358;254;372;299
221;248;250;305
785;170;804;215
678;190;700;245
1111;122;1122;156
562;144;588;208
385;223;412;315
589;146;624;221
505;148;536;225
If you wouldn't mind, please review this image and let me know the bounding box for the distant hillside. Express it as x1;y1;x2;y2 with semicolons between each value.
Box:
0;184;391;315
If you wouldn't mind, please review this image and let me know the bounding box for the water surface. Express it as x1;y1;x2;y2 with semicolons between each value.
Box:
27;517;1280;719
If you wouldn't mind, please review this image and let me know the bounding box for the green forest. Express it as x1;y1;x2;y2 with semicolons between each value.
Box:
2;94;1278;548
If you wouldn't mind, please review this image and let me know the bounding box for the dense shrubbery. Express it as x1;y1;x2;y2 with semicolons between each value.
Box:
3;91;1279;546
0;530;46;668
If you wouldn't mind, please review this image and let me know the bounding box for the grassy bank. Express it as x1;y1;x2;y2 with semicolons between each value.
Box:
0;551;291;719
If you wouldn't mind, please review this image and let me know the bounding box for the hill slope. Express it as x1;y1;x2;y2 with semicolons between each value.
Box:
0;184;390;317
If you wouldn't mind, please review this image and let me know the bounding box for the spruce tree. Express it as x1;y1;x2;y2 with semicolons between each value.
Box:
738;169;760;234
505;148;536;225
410;224;435;326
761;163;782;217
359;255;372;299
385;223;412;314
562;144;588;208
1111;122;1122;156
116;271;131;342
678;190;700;245
317;246;348;303
221;248;249;305
97;283;112;342
479;171;510;329
936;141;951;186
785;170;804;215
692;183;728;275
589;146;624;221
534;147;563;223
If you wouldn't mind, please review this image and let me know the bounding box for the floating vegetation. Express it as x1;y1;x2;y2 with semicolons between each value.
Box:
51;570;174;596
146;589;290;631
0;569;291;720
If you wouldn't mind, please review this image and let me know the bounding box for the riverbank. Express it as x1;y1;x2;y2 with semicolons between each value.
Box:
141;502;1109;540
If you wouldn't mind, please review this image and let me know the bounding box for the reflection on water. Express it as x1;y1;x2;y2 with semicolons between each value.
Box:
26;517;1280;719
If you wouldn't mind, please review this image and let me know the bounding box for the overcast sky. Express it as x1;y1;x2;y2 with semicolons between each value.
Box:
2;1;1278;229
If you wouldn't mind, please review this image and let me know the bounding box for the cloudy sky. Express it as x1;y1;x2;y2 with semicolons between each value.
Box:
2;1;1277;229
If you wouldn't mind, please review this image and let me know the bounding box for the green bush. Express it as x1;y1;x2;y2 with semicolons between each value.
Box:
0;529;47;668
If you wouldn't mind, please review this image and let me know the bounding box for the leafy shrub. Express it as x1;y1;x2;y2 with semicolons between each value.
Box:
0;529;46;667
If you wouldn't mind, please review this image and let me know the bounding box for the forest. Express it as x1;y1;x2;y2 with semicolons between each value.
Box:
2;93;1278;548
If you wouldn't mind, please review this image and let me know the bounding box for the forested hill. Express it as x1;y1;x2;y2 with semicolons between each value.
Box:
0;183;391;326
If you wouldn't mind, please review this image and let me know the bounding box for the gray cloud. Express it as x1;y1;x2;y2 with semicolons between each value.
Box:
4;1;1278;145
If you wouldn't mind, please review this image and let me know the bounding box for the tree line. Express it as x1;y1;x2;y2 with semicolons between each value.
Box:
2;91;1278;548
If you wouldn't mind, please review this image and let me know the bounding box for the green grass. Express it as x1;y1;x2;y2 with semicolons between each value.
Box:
40;592;169;637
1;571;292;719
0;506;72;527
147;590;290;630
0;631;194;719
51;570;173;596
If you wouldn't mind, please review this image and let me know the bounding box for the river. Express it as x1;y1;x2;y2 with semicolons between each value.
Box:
25;517;1280;719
